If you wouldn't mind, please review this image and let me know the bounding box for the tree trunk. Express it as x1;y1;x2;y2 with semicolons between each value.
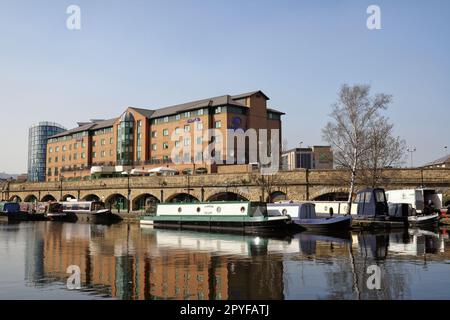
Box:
347;169;356;215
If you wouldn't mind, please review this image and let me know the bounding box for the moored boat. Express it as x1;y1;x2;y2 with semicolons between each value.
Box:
267;203;352;231
140;201;292;233
0;201;48;221
60;200;122;223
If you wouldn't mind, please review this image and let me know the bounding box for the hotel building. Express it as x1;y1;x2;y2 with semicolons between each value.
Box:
46;91;283;181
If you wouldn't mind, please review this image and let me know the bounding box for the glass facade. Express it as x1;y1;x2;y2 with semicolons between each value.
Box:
28;122;66;182
117;112;135;165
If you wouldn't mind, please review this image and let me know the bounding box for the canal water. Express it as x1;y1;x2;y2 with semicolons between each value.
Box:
0;220;449;300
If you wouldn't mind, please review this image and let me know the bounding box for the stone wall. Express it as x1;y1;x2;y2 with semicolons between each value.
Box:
2;168;450;206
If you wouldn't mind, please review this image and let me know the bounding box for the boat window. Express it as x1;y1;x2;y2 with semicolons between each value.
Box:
375;191;386;203
92;202;105;211
364;192;372;204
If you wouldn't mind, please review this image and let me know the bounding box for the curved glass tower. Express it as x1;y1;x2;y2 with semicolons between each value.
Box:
28;122;66;182
117;112;135;166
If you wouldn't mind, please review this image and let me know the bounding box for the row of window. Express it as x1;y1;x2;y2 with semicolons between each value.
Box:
48;152;87;163
151;121;221;138
49;142;86;153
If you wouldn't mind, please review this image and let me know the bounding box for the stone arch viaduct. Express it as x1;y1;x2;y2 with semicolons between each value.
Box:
2;168;450;211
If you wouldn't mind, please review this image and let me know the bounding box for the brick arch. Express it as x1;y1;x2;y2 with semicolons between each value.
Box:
41;194;57;202
204;188;253;202
309;187;352;201
81;194;101;201
8;194;22;202
206;191;249;202
132;193;160;211
62;194;77;201
24;194;39;202
165;192;200;203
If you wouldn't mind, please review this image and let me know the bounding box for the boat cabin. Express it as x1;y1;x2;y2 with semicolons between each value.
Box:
355;188;388;218
0;202;21;213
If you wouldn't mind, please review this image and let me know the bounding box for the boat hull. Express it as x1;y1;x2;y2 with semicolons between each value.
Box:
293;215;352;231
46;212;78;223
141;216;291;234
408;213;439;227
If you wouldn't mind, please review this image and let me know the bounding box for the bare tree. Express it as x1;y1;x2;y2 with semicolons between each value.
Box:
359;116;406;187
322;84;392;214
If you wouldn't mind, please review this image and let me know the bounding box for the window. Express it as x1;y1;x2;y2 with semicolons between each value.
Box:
93;141;97;147
101;151;106;158
92;152;97;158
184;125;190;132
48;157;52;163
151;131;157;138
56;146;60;152
215;106;222;114
82;142;86;148
110;150;113;156
163;116;169;123
175;114;181;120
215;135;222;144
175;141;180;148
163;155;169;162
215;150;222;160
73;153;78;160
163;142;169;149
184;111;190;118
101;139;106;146
197;122;203;130
55;157;59;163
175;127;180;135
152;144;157;151
163;129;169;136
49;147;53;153
197;109;204;116
62;145;66;151
196;137;202;145
184;137;191;146
195;152;203;162
110;137;114;144
81;152;86;159
74;143;78;149
214;121;221;128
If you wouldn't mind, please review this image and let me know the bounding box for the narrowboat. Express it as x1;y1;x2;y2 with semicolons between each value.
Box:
267;203;352;231
140;201;291;233
0;202;47;221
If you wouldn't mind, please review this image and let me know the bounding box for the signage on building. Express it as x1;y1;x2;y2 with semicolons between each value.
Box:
187;118;201;124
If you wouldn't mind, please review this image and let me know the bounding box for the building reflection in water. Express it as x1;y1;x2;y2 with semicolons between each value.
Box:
21;222;448;300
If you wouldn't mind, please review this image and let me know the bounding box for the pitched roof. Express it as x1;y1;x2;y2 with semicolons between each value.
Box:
267;108;285;115
231;90;270;100
149;94;247;119
49;118;117;139
423;154;450;166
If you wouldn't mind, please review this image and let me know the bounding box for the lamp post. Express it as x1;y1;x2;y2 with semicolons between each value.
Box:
407;147;416;168
445;146;448;155
299;141;303;149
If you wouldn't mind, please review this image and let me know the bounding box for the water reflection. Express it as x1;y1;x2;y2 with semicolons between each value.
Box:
0;221;449;300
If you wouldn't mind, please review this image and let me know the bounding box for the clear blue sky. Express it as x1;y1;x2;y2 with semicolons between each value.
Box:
1;0;449;173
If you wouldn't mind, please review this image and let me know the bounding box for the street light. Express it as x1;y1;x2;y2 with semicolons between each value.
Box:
445;146;448;155
299;141;303;149
407;147;416;168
